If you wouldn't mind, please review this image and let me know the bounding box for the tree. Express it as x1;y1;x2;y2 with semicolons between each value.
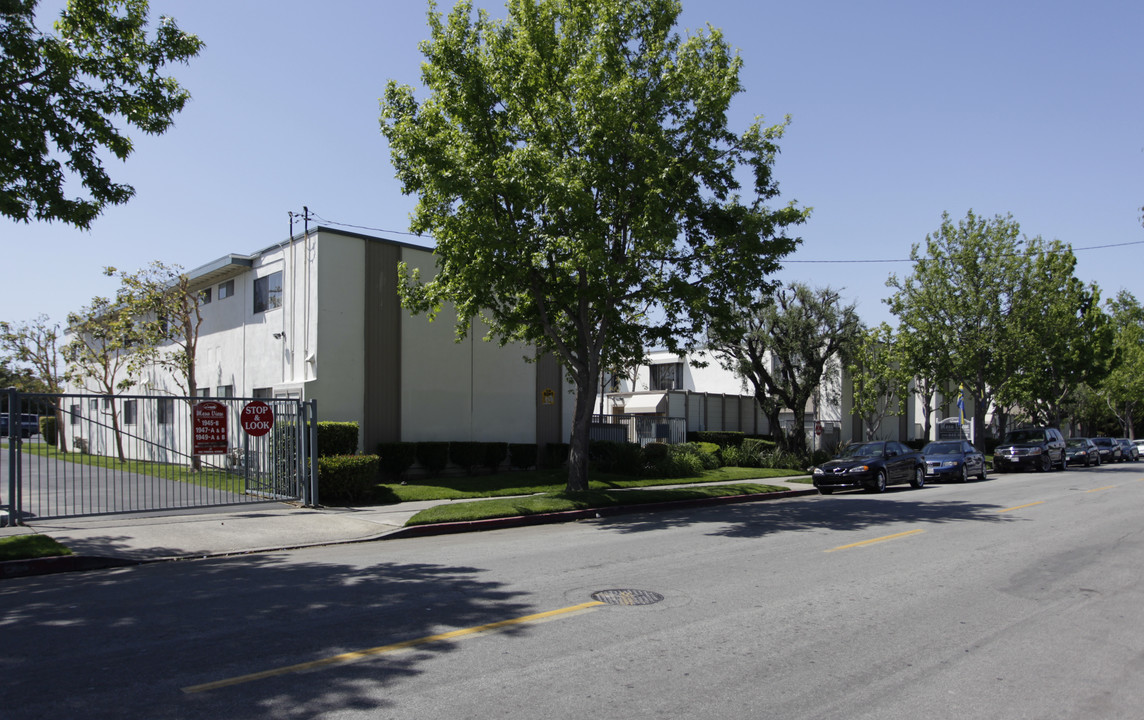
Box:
1099;290;1144;438
999;241;1113;428
886;211;1030;448
848;323;910;441
381;0;806;491
1;314;68;448
0;0;203;229
62;296;140;461
709;283;862;456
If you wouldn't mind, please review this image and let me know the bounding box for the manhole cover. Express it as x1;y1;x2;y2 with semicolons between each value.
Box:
591;589;664;606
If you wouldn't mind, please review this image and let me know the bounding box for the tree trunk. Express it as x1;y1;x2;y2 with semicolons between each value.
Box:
565;371;599;493
52;402;69;453
111;410;126;463
973;397;988;451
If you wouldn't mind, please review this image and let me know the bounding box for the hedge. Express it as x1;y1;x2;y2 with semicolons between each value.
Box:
416;441;449;477
317;422;358;457
318;455;379;503
483;442;508;472
540;442;570;469
449;441;482;475
377;441;417;479
509;443;537;469
39;415;57;447
687;431;746;447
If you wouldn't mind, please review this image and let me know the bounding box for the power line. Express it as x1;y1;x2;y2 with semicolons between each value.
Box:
303;210;1144;262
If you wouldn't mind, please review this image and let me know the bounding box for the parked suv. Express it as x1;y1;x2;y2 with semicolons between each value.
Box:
0;413;40;438
992;427;1066;472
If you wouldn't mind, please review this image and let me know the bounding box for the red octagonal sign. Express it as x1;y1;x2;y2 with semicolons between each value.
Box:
240;401;274;437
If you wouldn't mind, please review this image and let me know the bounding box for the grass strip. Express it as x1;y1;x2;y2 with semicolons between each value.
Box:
0;534;74;562
384;466;802;502
405;483;790;525
14;442;250;492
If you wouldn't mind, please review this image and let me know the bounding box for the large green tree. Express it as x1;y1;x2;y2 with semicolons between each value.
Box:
886;211;1029;448
709;283;862;456
1099;290;1144;437
0;0;203;228
1;314;68;448
381;0;806;491
848;323;910;441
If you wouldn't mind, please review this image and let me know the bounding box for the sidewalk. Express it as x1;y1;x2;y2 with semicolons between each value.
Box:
1;478;816;578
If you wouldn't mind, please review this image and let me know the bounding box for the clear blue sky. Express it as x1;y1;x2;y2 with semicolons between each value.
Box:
4;0;1141;330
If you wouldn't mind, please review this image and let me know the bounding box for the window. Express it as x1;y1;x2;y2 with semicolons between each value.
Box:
123;400;137;425
650;363;683;391
195;388;210;398
157;398;175;425
218;279;235;299
199;287;212;305
69;404;80;425
253;271;283;313
89;399;98;411
216;385;233;398
252;387;273;399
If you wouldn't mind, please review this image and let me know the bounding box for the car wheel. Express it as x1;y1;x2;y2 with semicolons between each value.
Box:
1059;454;1067;471
910;466;926;489
819;487;834;495
867;470;887;493
960;465;969;483
977;464;987;481
1038;454;1051;472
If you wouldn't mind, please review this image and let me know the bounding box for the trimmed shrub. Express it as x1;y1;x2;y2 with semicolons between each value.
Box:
641;442;671;475
589;440;642;476
688;431;746;447
415;442;449;477
675;442;721;470
40;415;57;447
540;442;570;469
318;454;380;503
483;442;508;473
449;441;482;475
509;443;538;469
317;422;358;457
377;442;417;480
742;437;776;456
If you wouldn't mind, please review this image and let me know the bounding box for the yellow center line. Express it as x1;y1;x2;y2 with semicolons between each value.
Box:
825;528;924;553
183;600;605;694
1086;485;1117;493
997;501;1045;513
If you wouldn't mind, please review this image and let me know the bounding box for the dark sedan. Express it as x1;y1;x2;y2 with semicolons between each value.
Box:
1065;438;1101;467
812;440;926;494
1116;438;1139;462
1091;437;1122;464
922;440;986;482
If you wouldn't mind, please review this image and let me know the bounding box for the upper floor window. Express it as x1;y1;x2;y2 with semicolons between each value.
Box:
253;271;283;314
218;279;235;299
650;362;683;391
157;398;175;425
199;287;212;305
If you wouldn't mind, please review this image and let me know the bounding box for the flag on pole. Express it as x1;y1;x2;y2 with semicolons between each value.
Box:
957;385;965;424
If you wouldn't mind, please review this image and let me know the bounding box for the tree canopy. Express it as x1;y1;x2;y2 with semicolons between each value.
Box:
0;0;202;228
381;0;806;490
709;283;861;456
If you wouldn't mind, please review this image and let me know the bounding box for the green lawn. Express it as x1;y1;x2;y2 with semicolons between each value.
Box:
382;465;804;502
406;483;792;525
0;534;73;562
15;442;257;493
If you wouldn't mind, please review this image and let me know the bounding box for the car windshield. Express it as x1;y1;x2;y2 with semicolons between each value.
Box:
1003;430;1044;443
923;442;961;455
1092;438;1112;447
1066;439;1087;448
839;442;884;458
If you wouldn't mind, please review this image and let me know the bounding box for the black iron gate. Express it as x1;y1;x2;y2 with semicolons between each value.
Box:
2;389;318;525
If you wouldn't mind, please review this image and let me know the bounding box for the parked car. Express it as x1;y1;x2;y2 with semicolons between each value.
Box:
0;413;40;438
992;427;1066;473
1116;438;1139;462
921;440;986;482
812;440;926;494
1134;439;1144;458
1065;438;1101;467
1090;437;1122;464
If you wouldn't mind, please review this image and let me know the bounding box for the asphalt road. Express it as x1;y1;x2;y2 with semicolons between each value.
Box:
3;461;1144;719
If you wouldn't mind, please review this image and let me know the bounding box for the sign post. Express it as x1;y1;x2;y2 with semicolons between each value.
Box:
193;401;229;456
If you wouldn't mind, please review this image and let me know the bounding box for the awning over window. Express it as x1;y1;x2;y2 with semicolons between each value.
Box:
620;393;667;414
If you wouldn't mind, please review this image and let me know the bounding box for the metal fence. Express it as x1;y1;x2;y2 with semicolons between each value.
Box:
590;414;688;446
2;389;317;525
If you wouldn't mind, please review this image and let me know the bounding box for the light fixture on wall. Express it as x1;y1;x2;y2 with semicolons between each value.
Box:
273;332;286;340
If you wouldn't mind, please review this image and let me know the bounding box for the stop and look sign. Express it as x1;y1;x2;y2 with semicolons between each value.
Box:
240;400;274;437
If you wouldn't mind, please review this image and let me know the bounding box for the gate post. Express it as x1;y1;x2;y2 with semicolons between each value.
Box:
307;399;319;507
4;387;21;526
